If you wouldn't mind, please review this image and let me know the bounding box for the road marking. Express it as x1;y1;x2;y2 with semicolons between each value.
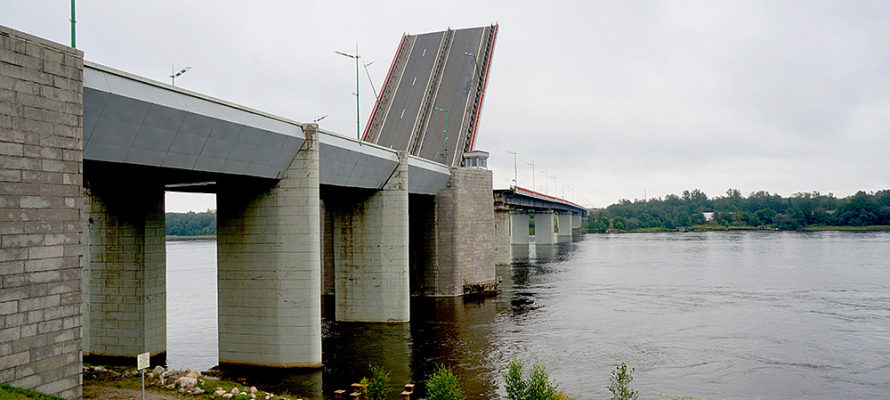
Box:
412;76;416;85
423;48;427;57
400;109;405;119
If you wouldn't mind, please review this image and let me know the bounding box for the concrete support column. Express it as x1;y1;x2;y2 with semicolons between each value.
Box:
494;210;512;265
510;213;530;245
333;152;410;321
557;213;573;242
429;167;495;296
216;124;322;368
83;179;166;360
572;213;582;229
535;211;555;245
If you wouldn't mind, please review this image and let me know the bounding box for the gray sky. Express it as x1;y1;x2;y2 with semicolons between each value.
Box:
3;1;889;211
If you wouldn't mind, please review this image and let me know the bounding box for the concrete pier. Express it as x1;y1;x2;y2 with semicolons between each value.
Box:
510;213;530;245
557;212;573;242
216;124;322;368
494;211;512;265
534;212;555;245
330;152;410;322
83;178;166;361
428;167;496;296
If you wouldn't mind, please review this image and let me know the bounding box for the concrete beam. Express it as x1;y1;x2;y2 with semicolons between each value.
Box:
216;124;322;368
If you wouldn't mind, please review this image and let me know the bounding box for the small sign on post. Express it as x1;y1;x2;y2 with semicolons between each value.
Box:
137;352;150;370
137;352;150;400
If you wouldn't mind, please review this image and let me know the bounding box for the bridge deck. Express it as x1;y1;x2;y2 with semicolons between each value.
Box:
83;62;449;195
363;25;498;167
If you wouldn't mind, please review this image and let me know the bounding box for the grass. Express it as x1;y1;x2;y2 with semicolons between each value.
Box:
165;235;217;241
0;385;66;400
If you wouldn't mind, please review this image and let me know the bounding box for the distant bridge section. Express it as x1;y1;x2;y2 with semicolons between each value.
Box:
493;186;588;264
362;25;498;167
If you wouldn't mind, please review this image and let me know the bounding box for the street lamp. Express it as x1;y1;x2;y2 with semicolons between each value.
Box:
170;65;191;86
526;160;535;192
506;150;517;187
313;114;328;123
433;106;449;166
336;43;361;140
541;169;548;194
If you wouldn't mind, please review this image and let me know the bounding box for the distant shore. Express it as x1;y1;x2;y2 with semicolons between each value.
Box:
598;225;890;234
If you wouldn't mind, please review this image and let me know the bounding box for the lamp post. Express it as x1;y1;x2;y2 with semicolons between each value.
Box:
506;150;517;187
170;65;191;86
336;43;361;140
433;106;449;166
70;0;76;48
541;169;548;194
526;160;535;192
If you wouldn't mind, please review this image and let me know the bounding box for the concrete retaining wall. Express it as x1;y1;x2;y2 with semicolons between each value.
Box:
0;25;84;399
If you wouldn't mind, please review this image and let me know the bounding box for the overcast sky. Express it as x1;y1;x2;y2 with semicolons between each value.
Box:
3;1;889;211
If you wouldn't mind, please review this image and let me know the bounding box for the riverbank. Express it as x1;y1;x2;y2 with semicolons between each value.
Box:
594;224;890;234
82;365;308;400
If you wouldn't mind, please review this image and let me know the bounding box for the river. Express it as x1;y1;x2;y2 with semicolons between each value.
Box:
166;231;890;399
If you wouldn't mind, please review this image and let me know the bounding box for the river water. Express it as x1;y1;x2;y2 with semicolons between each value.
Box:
166;231;890;399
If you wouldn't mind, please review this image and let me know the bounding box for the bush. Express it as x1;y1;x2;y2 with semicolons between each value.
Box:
361;365;390;400
503;359;558;400
427;365;464;400
607;363;638;400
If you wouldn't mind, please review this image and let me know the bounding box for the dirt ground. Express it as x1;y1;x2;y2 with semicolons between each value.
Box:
83;385;190;400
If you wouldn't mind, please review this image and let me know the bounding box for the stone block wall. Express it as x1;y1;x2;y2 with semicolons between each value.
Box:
430;167;496;296
82;176;165;360
0;25;84;399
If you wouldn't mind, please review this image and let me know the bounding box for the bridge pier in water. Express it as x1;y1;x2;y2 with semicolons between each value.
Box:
557;212;573;243
325;152;410;323
534;211;555;245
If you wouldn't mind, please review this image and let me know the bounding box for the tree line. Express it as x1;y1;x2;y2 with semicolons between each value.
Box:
585;189;890;232
165;210;216;236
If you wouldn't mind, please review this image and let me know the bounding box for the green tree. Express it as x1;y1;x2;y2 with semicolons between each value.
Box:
503;359;558;400
607;363;638;400
427;365;464;400
360;365;390;400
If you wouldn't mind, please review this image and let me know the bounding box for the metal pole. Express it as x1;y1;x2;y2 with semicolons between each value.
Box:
542;170;548;194
444;109;449;166
507;150;517;186
70;0;76;48
355;43;360;140
527;161;535;192
141;368;145;400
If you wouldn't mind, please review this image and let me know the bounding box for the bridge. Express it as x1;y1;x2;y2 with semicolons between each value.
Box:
493;186;588;264
0;25;498;398
362;25;497;167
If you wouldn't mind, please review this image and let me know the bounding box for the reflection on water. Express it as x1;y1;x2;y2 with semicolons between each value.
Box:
168;232;890;400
